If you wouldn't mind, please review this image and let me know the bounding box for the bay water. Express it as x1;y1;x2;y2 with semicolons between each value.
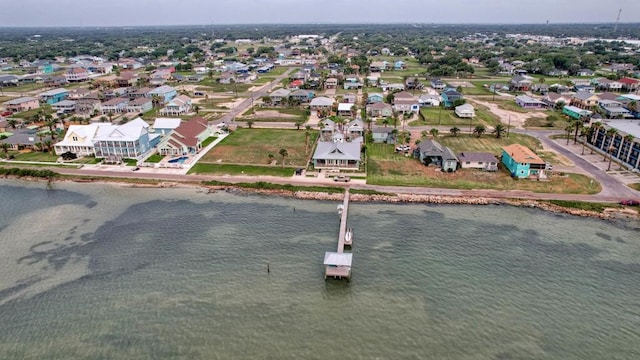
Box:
0;180;639;359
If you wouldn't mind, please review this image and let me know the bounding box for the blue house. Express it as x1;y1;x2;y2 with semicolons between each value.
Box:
501;144;546;179
148;85;177;104
367;93;384;104
371;127;395;143
441;88;463;108
93;118;158;161
394;60;406;70
38;88;69;105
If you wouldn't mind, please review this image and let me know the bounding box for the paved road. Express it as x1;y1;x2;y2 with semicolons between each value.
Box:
220;67;295;126
524;129;639;199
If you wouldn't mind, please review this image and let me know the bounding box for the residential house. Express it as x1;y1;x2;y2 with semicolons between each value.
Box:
441;88;463;108
457;152;498;171
394;60;406;70
499;62;515;75
129;87;153;100
563;105;593;121
367;93;384;104
159;95;192;116
54;124;100;156
337;103;355;117
501;144;546;179
618;77;640;92
430;79;446;91
0;129;52;151
576;69;595;77
269;88;291;105
65;67;90;82
598;100;631;118
324;78;338;89
94;75;118;88
393;92;419;114
371;127;395;143
418;94;441;107
337;93;353;104
454;103;475;118
3;97;39;113
289;89;315;104
346;118;365;140
515;95;547;109
39;88;69;104
574;84;596;93
380;83;405;92
218;72;236;84
510;75;533;91
312;136;361;170
104;87;129;99
67;88;92;100
369;61;389;72
51;100;76;114
595;78;623;91
76;98;101;115
152;118;182;135
413;139;459;172
148;85;177;104
309;97;334;112
343;76;362;90
116;72;138;87
126;97;153;114
235;73;257;84
93;118;158;161
405;77;421;90
0;75;20;87
571;91;600;109
101;97;129;114
366;102;393;117
542;93;571;108
157;116;213;156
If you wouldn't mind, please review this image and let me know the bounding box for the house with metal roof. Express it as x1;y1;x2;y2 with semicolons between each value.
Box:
54;124;100;156
93;118;158;161
515;95;546;109
458;152;498;171
454;103;475;118
38;88;69;105
501;144;546;178
413;139;458;172
157;116;213;156
3;97;39;113
152;118;182;135
312;137;361;170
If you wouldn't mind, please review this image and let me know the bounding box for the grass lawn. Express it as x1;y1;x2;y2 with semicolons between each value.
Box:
13;105;53;120
10;151;58;162
366;143;599;193
524;116;571;130
438;134;542;154
198;128;315;167
195;81;252;94
628;183;640;191
188;163;295;176
201;136;218;148
415;108;470;126
146;154;165;163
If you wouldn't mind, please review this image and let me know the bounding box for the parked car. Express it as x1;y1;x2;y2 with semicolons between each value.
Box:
333;175;350;182
1;111;12;117
619;199;640;206
395;145;411;152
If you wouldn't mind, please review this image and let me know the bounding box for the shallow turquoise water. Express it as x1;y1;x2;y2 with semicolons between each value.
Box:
0;180;639;359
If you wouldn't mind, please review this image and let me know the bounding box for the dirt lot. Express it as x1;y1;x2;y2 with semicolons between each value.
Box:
244;110;297;119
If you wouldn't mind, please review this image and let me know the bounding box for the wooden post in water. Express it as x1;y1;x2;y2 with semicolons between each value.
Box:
267;262;270;273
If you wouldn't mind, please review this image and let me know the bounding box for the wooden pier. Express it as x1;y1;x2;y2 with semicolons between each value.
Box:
324;189;353;280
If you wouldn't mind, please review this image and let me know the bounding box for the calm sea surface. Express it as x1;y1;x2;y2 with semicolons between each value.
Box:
0;180;639;359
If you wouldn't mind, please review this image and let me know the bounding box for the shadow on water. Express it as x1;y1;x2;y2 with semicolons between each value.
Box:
323;279;354;300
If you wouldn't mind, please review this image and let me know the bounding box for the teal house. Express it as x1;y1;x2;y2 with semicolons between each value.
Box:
501;144;546;178
38;88;69;105
562;105;592;121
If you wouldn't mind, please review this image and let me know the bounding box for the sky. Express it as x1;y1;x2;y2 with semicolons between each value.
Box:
2;0;639;27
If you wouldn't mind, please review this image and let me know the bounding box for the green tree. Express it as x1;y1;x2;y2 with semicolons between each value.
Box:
603;128;618;161
294;119;304;130
1;142;9;158
450;126;460;137
279;148;288;168
623;134;635;165
579;126;590;155
565;124;573;145
589;121;602;154
268;153;275;164
429;128;439;139
246;119;255;129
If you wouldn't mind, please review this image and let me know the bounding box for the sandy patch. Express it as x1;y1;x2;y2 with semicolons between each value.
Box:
468;97;547;129
245;110;297;119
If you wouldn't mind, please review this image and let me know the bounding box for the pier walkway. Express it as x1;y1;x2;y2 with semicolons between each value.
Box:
324;189;353;280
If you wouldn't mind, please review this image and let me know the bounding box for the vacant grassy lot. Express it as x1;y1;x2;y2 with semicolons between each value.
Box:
438;134;541;154
9;151;58;162
416;108;470;126
198;128;315;167
366;141;590;193
628;183;640;191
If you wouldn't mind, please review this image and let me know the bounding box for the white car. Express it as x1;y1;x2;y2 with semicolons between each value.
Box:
395;145;411;152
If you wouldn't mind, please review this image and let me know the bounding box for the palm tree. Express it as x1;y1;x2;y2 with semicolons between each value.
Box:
1;142;9;159
572;119;583;144
268;153;275;164
607;146;616;171
565;124;573;145
304;125;312;154
429;128;439;139
246;119;255;129
279;148;288;168
449;127;460;137
579;126;590;155
473;125;486;138
603;128;618;161
382;118;390;128
43;139;53;153
7;118;18;129
194;105;200;114
46;119;58;140
294;119;304;130
420;130;429;138
493;124;506;139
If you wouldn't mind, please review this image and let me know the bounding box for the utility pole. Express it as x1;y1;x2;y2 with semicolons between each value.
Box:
507;115;511;137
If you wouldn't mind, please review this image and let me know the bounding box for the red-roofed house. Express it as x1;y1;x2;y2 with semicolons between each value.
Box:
157;116;213;155
65;67;90;82
618;77;640;92
289;79;304;89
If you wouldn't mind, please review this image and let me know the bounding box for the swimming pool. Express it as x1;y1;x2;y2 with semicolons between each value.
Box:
168;156;188;164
